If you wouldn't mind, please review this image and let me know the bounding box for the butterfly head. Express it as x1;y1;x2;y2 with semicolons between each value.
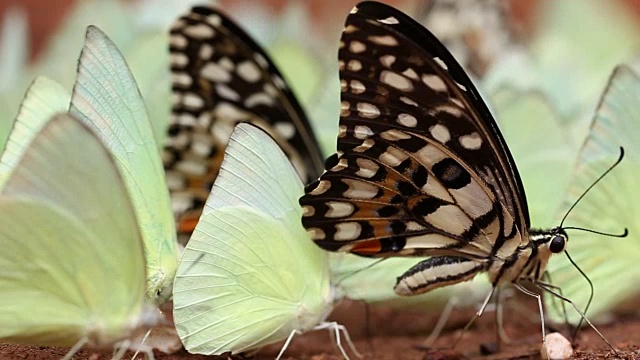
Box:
531;227;568;255
548;227;568;254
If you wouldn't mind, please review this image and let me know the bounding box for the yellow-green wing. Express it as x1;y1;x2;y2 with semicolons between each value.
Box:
0;113;147;347
173;123;333;355
69;26;179;303
0;77;69;187
547;65;640;323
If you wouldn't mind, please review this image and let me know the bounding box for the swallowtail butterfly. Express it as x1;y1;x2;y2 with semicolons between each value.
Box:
299;1;618;354
164;5;325;239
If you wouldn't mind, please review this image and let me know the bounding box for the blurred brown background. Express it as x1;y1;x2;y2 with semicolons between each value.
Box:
0;0;546;62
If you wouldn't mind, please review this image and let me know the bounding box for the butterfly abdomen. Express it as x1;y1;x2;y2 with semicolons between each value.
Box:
394;256;487;295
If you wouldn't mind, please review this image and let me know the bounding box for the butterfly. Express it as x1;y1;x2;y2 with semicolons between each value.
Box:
0;107;160;357
164;5;325;240
299;1;618;354
547;65;640;324
172;123;361;359
69;26;180;304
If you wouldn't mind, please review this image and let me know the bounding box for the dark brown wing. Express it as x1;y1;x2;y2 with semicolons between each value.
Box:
300;1;528;260
164;6;324;239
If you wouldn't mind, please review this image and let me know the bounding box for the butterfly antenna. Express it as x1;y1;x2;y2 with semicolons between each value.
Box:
560;146;624;228
334;258;389;286
561;226;628;238
563;250;594;343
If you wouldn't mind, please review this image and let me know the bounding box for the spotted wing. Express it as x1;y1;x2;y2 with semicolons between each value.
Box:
165;5;324;237
300;1;528;260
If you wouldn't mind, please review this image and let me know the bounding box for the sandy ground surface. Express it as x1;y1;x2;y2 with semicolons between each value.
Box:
1;298;639;360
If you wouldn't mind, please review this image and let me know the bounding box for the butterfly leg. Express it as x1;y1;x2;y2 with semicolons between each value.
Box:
313;321;362;359
535;283;619;356
62;336;88;360
422;296;458;347
514;283;549;359
450;287;495;349
495;287;513;345
112;339;131;360
275;328;301;360
537;275;573;339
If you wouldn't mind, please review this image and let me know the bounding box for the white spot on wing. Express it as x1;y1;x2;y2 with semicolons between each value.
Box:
244;93;274;107
254;53;269;68
379;146;409;167
302;205;315;217
357;103;380;118
340;101;351;117
199;44;213;60
380;55;396;67
429;124;450;144
326;202;355;218
183;93;204;109
347;60;362;71
460;132;483;150
237;61;262;82
353;139;375;152
397;113;417;127
368;35;398;46
433;57;448;70
309;180;331;195
170;35;187;48
355;158;379;178
172;73;192;87
349;41;366;53
354;125;373;139
184;24;214;39
215;84;240;101
200;63;231;82
274;122;296;139
379;16;399;24
380;129;411;141
335;222;362;241
308;228;326;240
380;71;413;91
350;80;366;94
400;96;418;107
342;178;379;199
422;74;447;92
171;53;188;67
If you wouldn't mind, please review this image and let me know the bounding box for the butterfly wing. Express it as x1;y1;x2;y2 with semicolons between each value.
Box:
0;77;69;187
547;66;640;323
300;1;527;260
490;87;573;228
0;114;147;346
69;26;179;303
173;123;332;355
165;5;325;237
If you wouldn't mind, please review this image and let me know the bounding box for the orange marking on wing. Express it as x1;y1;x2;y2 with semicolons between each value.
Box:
351;240;382;255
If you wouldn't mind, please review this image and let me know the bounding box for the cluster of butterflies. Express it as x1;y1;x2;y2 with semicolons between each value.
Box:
0;1;637;359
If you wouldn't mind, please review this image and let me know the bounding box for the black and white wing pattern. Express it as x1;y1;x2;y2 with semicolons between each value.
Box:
300;1;529;262
164;6;325;236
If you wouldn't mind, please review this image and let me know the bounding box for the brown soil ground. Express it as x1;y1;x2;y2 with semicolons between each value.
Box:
1;299;639;360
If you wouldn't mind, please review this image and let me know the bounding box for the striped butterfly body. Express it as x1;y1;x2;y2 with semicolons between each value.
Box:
164;5;325;237
300;1;568;297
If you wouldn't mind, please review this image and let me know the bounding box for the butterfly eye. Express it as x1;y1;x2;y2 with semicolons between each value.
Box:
549;235;566;253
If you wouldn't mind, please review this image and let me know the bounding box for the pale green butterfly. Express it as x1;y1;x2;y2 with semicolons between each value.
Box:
0;112;160;358
547;65;640;324
69;26;179;304
173;123;361;359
